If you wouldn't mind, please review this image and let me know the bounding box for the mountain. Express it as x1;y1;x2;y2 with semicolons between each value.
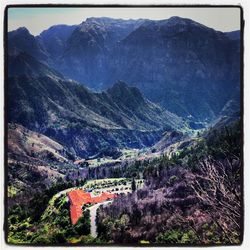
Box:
152;130;185;152
107;17;240;121
7;15;242;246
65;17;146;50
7;123;68;205
225;30;240;40
58;17;146;85
8;27;49;62
8;52;63;78
208;99;241;131
38;24;77;59
8;17;240;121
8;123;71;164
8;52;186;157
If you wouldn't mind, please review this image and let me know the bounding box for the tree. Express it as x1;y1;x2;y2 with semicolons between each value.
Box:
131;178;136;192
190;157;241;243
156;230;182;244
51;232;66;243
74;210;91;236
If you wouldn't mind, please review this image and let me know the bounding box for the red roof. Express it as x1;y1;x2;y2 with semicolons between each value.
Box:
68;190;116;225
70;205;83;225
91;192;116;204
68;189;91;205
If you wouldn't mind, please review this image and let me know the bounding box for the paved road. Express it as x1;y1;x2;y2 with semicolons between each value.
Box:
89;200;112;238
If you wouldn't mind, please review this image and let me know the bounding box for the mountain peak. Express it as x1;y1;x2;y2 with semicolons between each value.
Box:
16;26;30;32
85;17;119;22
85;17;147;24
165;16;213;30
111;80;130;89
39;24;76;35
107;81;145;105
108;81;135;93
9;26;31;36
167;16;193;24
138;16;211;32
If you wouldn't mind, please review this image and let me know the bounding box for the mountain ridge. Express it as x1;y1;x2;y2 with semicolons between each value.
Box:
8;52;186;157
8;16;239;121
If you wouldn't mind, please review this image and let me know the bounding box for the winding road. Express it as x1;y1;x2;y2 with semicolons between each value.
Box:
89;200;112;238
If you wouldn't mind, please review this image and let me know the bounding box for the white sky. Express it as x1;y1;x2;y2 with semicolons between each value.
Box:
7;7;241;36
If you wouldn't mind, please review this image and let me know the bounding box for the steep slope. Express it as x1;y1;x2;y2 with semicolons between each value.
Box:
8;52;186;157
59;17;146;85
8;123;70;164
8;52;63;78
38;24;77;59
152;130;185;152
7;123;69;203
208;99;241;131
225;30;240;40
107;17;240;121
8;27;49;62
104;81;183;130
8;17;240;122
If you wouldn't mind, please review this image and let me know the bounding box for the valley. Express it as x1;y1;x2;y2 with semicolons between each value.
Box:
6;12;242;246
7;120;241;245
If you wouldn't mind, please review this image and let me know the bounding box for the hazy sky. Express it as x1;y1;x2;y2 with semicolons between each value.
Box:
8;7;241;35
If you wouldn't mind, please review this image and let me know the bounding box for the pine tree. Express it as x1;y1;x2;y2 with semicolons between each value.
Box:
131;178;136;192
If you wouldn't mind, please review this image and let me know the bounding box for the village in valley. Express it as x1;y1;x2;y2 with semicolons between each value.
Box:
51;178;144;238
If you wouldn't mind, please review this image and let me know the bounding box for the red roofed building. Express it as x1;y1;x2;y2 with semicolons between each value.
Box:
90;192;115;204
68;189;116;225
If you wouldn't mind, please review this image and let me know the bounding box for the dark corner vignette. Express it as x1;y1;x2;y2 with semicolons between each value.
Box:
4;4;244;246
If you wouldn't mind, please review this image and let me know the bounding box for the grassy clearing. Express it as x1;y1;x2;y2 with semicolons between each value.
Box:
8;185;19;198
87;149;140;168
121;149;139;158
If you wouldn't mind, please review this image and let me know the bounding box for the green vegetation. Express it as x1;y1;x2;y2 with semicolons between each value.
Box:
8;180;80;244
7;121;241;245
96;121;242;245
7;186;18;198
156;230;198;244
7;177;144;244
8;191;91;244
83;178;143;193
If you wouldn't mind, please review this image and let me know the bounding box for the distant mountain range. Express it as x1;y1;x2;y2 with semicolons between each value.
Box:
8;16;240;121
8;51;186;157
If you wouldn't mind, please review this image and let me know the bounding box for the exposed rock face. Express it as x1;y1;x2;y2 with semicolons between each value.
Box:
8;17;240;121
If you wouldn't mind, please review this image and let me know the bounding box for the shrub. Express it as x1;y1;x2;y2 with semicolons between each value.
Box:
32;235;51;244
74;210;91;236
156;230;183;244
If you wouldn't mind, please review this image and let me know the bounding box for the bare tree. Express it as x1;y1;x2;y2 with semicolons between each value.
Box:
190;157;241;243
